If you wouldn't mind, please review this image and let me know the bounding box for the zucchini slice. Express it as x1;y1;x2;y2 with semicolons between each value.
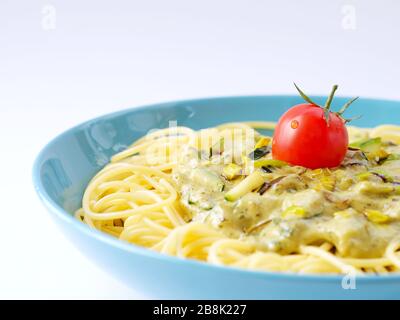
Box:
253;159;287;168
222;163;242;180
350;137;382;153
224;171;264;201
190;168;225;192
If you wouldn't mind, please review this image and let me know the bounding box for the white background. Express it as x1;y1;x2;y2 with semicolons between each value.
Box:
1;0;399;299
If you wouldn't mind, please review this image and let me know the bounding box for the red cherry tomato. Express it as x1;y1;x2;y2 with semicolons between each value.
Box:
272;103;349;169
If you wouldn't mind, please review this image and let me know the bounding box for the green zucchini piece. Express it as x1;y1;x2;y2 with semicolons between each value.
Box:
253;159;288;168
386;153;400;161
190;168;225;192
350;137;382;153
222;163;242;180
224;171;264;201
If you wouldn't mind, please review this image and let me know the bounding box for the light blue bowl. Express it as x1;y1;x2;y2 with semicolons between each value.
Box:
33;96;400;299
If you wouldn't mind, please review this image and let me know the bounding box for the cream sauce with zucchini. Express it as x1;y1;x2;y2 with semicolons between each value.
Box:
174;131;400;259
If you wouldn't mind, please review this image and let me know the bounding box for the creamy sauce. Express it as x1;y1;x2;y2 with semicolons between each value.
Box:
173;137;400;259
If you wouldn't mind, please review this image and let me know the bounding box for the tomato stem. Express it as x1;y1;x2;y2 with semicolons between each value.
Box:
343;115;362;123
323;85;338;124
293;83;318;106
293;83;361;125
337;96;359;116
324;85;338;110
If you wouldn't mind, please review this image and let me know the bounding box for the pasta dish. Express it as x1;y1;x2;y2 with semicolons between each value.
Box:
76;85;400;274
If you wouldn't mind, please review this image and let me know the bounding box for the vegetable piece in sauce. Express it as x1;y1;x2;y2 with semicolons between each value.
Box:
365;210;390;224
254;137;271;149
386;153;400;161
222;163;242;180
253;159;287;168
248;146;270;160
190;168;224;192
281;206;307;219
258;176;286;195
356;172;374;181
350;137;381;152
224;171;264;201
355;181;396;195
334;209;355;218
371;170;394;183
350;137;388;161
310;168;336;191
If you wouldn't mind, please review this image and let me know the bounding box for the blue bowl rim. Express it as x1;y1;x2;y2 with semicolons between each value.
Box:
32;94;400;283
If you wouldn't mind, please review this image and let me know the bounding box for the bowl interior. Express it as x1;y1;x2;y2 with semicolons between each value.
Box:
35;95;400;220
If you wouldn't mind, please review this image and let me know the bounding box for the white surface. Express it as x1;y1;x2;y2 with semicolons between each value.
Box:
1;0;399;299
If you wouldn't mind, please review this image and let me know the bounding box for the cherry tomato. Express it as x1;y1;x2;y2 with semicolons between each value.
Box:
272;103;349;169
